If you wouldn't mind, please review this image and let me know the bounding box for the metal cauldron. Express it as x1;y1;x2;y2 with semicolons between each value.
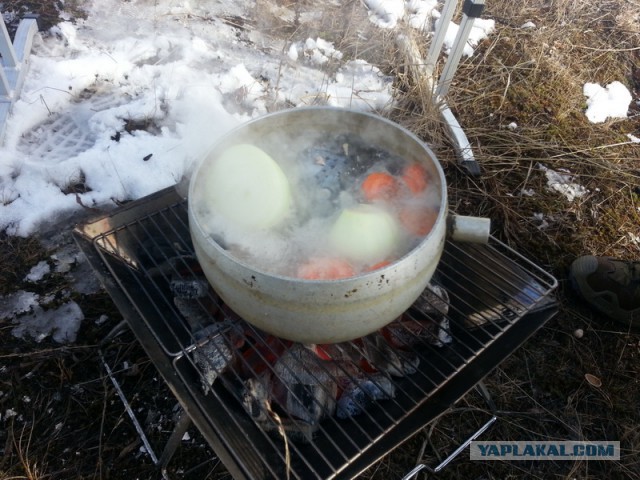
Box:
188;107;489;343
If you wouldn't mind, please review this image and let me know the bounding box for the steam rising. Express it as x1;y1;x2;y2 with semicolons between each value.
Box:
192;119;442;279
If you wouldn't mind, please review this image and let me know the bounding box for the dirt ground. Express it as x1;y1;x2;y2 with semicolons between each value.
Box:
1;1;639;479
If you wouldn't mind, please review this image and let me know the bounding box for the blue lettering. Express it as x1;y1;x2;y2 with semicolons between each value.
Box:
500;445;512;456
599;445;614;457
473;441;618;460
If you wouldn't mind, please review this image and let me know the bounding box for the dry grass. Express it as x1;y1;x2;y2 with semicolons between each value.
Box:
1;0;640;479
432;0;639;267
0;233;49;295
373;1;640;478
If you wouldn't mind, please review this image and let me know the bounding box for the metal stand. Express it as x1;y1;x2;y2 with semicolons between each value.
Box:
401;380;498;479
74;186;558;480
435;0;485;176
398;8;498;473
0;13;39;144
401;0;486;176
98;321;192;480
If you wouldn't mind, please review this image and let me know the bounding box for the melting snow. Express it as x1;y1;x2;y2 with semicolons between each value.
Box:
583;81;632;123
0;290;40;319
538;164;588;202
11;301;84;344
24;260;51;282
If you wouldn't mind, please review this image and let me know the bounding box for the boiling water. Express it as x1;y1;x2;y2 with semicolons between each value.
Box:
194;133;441;279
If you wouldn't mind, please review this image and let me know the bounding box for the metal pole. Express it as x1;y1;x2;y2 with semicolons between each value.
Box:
436;0;486;98
401;380;498;479
424;0;458;79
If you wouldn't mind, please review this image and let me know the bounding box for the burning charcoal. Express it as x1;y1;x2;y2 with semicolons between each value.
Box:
362;333;420;377
241;375;271;423
381;316;428;349
308;343;354;362
174;297;212;332
383;314;452;348
241;373;322;443
285;383;333;425
394;281;453;347
412;282;450;317
435;317;452;346
238;333;291;378
274;344;340;385
171;268;218;332
170;277;210;299
336;374;395;419
272;344;339;424
192;322;236;393
167;257;232;391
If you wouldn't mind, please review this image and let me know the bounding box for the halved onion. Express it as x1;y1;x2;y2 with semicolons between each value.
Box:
329;204;400;264
202;144;291;229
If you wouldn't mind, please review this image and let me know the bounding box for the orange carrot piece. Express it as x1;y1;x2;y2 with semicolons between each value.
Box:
402;163;429;195
399;206;437;236
361;172;399;202
365;260;392;272
297;257;356;280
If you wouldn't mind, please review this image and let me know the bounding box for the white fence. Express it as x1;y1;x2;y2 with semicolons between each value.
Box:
0;13;39;144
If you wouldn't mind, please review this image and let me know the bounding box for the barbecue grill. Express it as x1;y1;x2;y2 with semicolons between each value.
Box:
73;185;558;479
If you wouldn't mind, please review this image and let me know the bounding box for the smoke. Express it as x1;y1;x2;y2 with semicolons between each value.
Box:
191;119;442;279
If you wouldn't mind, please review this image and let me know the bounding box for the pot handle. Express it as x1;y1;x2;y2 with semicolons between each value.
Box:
448;215;491;243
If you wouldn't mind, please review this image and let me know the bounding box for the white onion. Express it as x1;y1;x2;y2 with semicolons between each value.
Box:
202;144;291;229
329;204;400;264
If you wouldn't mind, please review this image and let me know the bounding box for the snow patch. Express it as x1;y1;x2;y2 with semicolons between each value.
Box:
364;0;405;28
538;164;587;202
0;291;40;319
11;301;84;344
583;81;632;123
24;261;51;282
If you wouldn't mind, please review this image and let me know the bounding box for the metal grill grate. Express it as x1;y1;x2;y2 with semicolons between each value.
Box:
74;186;558;480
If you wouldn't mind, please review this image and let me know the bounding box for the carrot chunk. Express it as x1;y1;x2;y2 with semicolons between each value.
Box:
361;172;399;202
399;206;438;236
297;257;356;280
365;260;391;272
401;163;429;195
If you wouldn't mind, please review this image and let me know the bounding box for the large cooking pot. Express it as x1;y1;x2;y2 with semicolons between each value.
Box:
188;107;489;344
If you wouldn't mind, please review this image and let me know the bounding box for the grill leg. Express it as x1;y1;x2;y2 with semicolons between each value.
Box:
158;409;192;471
99;325;192;479
402;380;498;479
100;349;162;465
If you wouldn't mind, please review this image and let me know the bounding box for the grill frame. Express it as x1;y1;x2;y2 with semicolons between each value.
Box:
73;185;558;480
